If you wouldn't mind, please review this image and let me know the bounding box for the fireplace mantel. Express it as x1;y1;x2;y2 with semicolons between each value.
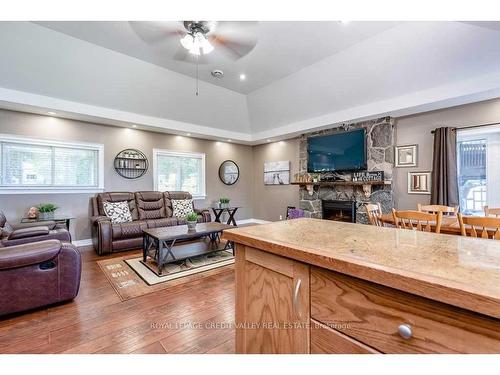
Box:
292;180;391;197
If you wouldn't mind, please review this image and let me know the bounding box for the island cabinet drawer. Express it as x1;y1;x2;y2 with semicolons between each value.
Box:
310;266;500;354
310;319;380;354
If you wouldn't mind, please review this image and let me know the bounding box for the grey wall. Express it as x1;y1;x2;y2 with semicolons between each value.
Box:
251;98;500;216
0;109;254;240
252;139;300;221
394;97;500;209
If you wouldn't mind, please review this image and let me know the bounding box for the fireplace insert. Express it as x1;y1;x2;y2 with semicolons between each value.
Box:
322;200;356;223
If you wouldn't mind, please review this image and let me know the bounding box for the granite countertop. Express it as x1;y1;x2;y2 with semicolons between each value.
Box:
223;218;500;318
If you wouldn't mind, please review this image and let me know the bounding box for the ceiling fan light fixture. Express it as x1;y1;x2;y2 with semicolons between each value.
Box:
201;38;214;54
180;34;194;50
181;30;214;56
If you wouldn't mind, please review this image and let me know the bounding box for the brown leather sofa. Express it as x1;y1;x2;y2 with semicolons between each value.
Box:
91;191;211;255
0;211;71;246
0;239;82;316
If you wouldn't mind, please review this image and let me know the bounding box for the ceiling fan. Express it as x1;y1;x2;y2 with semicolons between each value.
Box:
129;21;258;96
129;21;258;63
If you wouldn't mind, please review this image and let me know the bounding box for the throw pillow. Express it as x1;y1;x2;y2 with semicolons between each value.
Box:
172;199;194;218
103;201;133;224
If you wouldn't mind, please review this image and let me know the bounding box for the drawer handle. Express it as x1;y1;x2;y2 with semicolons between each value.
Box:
398;324;413;339
293;278;302;319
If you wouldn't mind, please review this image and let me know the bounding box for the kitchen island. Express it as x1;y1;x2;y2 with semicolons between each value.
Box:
222;218;500;354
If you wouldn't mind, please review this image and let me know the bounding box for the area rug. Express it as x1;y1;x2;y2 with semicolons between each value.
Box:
126;250;234;284
97;222;260;300
97;251;234;301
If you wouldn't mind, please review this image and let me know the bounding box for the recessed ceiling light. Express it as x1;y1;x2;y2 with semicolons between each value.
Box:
47;111;56;115
227;139;232;142
266;139;271;142
132;125;137;128
239;74;246;81
186;133;191;136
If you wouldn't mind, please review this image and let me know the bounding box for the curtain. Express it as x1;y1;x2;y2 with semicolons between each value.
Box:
431;127;459;206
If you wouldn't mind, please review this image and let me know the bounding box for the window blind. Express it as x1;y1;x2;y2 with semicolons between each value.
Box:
0;139;101;189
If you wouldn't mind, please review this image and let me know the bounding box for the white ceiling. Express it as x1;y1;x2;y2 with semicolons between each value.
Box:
34;21;398;94
1;21;500;144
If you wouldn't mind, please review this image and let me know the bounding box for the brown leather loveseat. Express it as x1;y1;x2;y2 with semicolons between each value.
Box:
90;191;211;255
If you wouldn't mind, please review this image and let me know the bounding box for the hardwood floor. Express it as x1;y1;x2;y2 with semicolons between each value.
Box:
0;246;235;354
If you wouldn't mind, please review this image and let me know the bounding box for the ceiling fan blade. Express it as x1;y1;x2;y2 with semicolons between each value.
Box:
210;21;258;45
209;36;257;60
129;21;185;44
207;21;258;60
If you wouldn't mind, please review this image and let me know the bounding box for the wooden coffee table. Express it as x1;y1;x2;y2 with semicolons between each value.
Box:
142;222;235;275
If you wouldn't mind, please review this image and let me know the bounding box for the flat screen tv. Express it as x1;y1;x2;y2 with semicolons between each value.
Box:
307;128;366;173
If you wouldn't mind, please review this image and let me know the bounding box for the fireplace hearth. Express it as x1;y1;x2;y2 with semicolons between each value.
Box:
322;200;356;223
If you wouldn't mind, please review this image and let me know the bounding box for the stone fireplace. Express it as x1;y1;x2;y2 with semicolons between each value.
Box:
298;117;395;223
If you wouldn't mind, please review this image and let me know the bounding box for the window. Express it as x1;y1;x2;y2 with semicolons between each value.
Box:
0;134;104;193
153;149;206;199
457;139;487;214
457;126;500;215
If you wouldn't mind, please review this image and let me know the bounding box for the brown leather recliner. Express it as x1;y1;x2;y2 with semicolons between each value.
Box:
0;239;82;316
0;211;71;247
90;191;211;255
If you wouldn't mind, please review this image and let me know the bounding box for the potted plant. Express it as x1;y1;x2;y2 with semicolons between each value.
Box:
219;197;231;209
37;203;58;220
186;212;198;230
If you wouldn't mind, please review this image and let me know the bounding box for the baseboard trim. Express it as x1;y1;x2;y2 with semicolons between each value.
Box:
72;219;271;246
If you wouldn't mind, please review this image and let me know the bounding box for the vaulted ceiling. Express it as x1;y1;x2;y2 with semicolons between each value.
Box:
34;21;399;94
1;21;500;143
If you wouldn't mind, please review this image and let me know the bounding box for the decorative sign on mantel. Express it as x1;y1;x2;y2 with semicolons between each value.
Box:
351;171;384;182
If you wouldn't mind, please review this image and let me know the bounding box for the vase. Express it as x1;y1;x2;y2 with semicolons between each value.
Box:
39;212;54;220
187;221;197;230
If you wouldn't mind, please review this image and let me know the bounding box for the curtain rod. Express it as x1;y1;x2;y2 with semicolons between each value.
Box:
431;121;500;134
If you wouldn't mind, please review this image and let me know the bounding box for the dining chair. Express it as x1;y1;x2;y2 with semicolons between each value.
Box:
458;214;500;240
417;204;458;216
392;209;442;233
365;203;383;227
484;206;500;218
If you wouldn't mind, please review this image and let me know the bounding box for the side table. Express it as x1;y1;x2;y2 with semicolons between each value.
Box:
211;207;240;226
20;215;74;231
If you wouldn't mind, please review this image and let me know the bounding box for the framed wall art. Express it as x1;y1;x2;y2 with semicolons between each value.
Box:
395;144;418;167
408;171;431;194
264;161;290;185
